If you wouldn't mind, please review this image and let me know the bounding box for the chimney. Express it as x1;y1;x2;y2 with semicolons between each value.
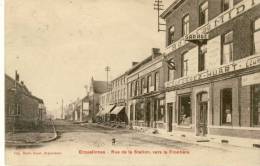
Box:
152;48;161;59
21;81;24;85
132;62;139;66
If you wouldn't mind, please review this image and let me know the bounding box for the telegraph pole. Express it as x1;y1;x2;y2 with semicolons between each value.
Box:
153;0;165;32
105;66;110;91
61;99;64;119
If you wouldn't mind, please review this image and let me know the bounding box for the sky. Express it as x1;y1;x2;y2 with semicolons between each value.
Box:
5;0;172;115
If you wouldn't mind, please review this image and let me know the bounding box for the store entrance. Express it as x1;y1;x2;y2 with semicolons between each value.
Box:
197;92;208;136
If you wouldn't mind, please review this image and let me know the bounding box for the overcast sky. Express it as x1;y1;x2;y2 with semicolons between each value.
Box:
5;0;172;114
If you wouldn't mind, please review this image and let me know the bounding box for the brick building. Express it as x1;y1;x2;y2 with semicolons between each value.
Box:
126;48;168;130
160;0;260;138
5;73;46;132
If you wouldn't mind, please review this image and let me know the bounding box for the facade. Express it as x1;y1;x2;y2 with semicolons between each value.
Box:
160;0;260;139
127;48;168;130
5;74;46;132
97;73;128;123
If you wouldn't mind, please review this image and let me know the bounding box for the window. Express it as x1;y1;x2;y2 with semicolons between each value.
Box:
182;15;190;36
135;103;144;121
168;68;174;81
181;52;188;77
178;94;191;125
221;31;233;65
221;88;232;125
199;42;207;71
154;72;159;91
134;80;139;96
168;26;175;45
253;18;260;54
157;99;165;122
147;75;152;93
130;82;134;97
252;84;260;126
141;78;144;94
7;104;21;116
199;1;208;26
222;0;233;12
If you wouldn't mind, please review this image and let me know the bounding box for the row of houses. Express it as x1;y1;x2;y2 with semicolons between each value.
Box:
5;72;47;132
67;0;260;140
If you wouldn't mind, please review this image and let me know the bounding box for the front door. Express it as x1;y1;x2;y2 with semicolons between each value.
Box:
198;102;208;136
146;102;151;127
167;103;173;132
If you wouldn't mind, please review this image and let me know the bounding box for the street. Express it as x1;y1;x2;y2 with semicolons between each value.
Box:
6;120;260;166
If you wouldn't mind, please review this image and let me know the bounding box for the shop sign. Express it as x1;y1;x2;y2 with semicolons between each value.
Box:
166;91;176;103
184;34;209;41
165;55;260;87
242;72;260;86
165;0;259;54
83;102;89;110
139;62;162;77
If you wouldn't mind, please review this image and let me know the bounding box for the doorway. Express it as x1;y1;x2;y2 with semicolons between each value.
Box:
146;102;151;127
197;92;208;136
167;103;173;132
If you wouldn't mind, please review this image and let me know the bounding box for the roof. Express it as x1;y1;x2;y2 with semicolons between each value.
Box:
160;0;184;19
93;80;110;94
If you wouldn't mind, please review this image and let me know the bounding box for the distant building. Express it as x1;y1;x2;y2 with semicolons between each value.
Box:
5;73;46;132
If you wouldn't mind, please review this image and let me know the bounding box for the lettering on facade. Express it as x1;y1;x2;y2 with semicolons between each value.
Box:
165;55;260;87
184;34;209;41
165;0;259;54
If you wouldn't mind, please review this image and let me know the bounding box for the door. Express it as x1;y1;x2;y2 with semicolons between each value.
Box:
167;103;173;132
146;102;151;127
198;102;208;136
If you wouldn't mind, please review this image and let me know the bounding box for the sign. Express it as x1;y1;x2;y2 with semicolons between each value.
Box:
166;91;176;103
167;58;176;70
165;55;260;87
83;102;89;110
184;34;209;41
165;0;259;54
242;73;260;86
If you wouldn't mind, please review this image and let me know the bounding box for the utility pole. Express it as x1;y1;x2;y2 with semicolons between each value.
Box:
153;0;165;32
105;66;110;91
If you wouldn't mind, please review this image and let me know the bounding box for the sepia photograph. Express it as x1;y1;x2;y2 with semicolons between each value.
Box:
3;0;260;166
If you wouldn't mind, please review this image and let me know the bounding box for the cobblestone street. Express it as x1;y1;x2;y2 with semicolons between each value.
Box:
5;120;260;166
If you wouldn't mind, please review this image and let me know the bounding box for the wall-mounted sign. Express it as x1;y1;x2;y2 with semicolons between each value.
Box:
83;102;89;110
165;0;259;54
242;72;260;86
167;58;176;70
165;55;260;87
184;34;209;41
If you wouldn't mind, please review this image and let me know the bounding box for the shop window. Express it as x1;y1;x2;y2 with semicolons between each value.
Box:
181;52;188;77
199;1;208;26
135;103;144;121
147;75;152;93
168;25;175;45
252;84;260;126
182;14;190;36
157;99;165;122
222;0;233;12
221;31;233;65
178;94;191;125
221;88;232;125
155;72;159;91
199;42;207;72
253;18;260;54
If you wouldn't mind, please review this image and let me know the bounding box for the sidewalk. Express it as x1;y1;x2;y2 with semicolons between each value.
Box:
5;120;57;146
134;126;260;149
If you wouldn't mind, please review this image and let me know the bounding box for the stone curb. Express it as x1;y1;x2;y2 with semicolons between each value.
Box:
5;120;58;146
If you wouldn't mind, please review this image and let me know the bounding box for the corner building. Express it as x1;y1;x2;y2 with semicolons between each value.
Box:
127;48;168;130
161;0;260;139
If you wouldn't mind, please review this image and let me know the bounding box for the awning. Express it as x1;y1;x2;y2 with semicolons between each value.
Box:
100;105;115;115
110;106;125;115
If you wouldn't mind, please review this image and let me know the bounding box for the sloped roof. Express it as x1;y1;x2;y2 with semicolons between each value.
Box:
93;80;110;94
